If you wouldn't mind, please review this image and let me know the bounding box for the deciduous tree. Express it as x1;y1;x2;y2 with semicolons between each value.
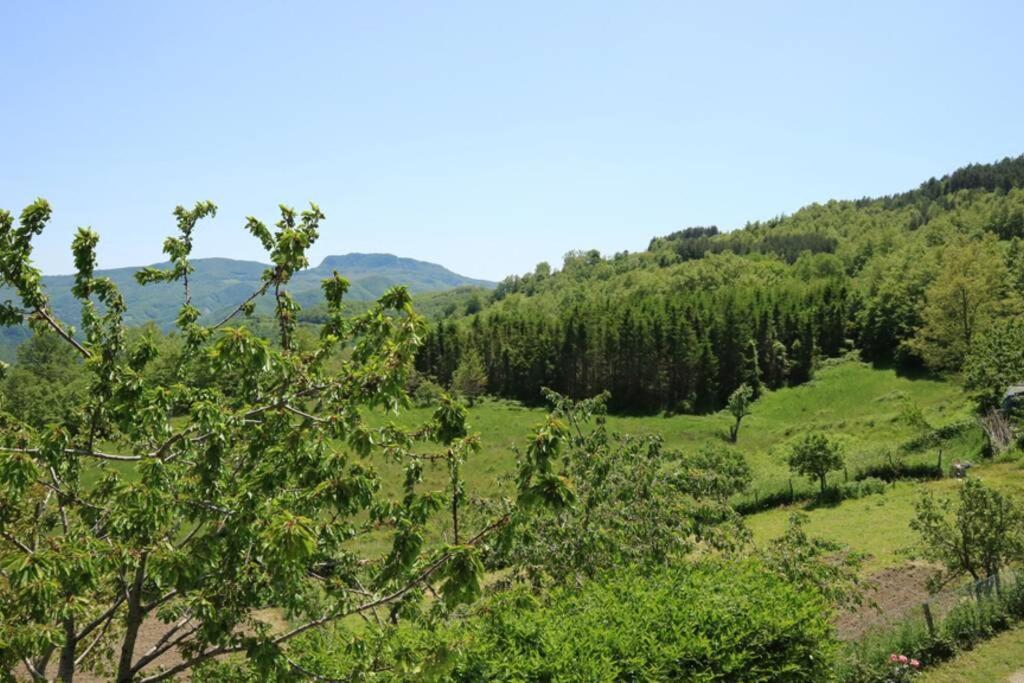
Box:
908;239;1013;370
911;478;1024;588
726;383;755;443
788;432;844;496
0;199;566;682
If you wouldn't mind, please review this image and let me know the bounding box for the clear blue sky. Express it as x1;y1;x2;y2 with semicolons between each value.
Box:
2;1;1023;281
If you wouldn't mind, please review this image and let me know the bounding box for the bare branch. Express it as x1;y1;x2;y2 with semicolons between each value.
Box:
283;404;330;423
75;595;127;643
209;281;272;330
0;446;143;462
32;306;91;358
21;656;46;681
130;618;199;676
1;530;33;554
74;608;116;667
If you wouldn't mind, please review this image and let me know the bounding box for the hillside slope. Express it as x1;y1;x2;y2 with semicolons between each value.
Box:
0;253;494;359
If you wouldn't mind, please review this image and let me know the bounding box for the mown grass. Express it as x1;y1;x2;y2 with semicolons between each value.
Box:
920;624;1024;681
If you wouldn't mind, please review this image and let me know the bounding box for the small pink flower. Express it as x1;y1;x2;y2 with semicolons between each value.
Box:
910;659;920;669
898;655;909;664
890;653;899;662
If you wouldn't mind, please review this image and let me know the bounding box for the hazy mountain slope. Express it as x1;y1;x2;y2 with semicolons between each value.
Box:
0;253;494;358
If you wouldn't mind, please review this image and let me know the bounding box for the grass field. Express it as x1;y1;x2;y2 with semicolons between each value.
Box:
84;355;991;562
350;355;988;558
746;459;1024;571
367;355;978;507
921;625;1024;681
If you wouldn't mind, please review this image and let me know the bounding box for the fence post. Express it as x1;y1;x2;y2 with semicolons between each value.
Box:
922;602;936;638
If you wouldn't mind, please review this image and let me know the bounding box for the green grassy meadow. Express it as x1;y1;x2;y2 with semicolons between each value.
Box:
747;460;1024;571
369;355;978;508
351;355;998;560
85;354;993;563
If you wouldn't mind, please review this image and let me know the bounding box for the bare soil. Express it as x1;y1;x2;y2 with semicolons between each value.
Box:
836;561;969;641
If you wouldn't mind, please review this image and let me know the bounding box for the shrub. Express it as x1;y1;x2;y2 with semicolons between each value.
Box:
734;477;885;515
838;476;887;500
855;460;943;482
411;376;446;407
444;560;836;681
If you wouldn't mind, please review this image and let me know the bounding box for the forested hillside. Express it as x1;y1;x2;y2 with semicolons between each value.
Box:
416;155;1024;413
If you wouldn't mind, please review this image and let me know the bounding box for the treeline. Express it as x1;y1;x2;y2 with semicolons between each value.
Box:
418;269;847;413
648;225;839;264
417;154;1024;413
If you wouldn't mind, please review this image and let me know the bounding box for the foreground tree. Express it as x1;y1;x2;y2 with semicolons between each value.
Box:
0;200;568;681
911;478;1024;588
788;432;844;496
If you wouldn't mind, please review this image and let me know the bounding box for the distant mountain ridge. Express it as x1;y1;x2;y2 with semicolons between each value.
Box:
2;252;494;335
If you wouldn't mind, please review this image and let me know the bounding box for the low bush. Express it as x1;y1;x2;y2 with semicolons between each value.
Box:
900;419;975;453
838;476;887;500
444;560;836;682
735;477;887;515
410;374;447;407
855;460;943;482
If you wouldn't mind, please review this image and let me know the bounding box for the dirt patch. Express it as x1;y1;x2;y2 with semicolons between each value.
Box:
20;610;287;682
836;561;971;641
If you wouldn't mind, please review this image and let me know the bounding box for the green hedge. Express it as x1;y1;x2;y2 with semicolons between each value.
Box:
446;560;835;682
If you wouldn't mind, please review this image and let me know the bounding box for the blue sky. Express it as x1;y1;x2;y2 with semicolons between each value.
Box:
2;1;1022;281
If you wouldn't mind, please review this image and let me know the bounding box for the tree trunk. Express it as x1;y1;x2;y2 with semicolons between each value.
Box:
57;617;76;682
819;474;826;496
116;555;148;682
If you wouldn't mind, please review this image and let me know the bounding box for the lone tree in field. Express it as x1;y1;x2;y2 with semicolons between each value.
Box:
451;348;488;406
911;478;1024;588
726;383;755;443
0;199;571;682
788;432;844;496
